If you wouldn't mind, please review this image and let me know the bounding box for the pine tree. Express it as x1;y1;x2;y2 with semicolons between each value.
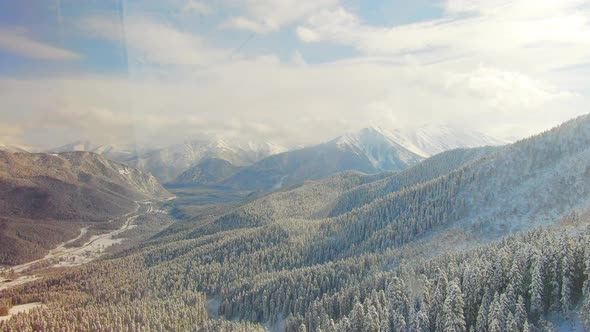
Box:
442;279;466;332
487;292;504;332
351;301;365;332
583;241;590;330
411;308;429;332
430;272;448;332
514;296;527;331
530;254;545;320
560;238;574;314
475;290;491;332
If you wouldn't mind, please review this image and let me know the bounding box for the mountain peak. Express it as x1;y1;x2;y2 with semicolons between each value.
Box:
331;127;423;171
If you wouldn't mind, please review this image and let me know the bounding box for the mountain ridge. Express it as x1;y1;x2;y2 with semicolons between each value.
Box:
126;137;286;183
211;127;423;191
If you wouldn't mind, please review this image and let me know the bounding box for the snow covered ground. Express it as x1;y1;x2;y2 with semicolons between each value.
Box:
0;275;41;291
0;302;44;322
1;201;160;290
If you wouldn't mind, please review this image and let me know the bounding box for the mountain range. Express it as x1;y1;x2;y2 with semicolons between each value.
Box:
195;127;423;190
172;126;508;190
42;126;507;186
119;138;285;183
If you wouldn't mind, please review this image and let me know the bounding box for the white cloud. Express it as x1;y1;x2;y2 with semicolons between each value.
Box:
1;1;588;148
297;0;590;72
296;27;319;42
222;0;338;33
79;15;227;66
0;56;582;148
445;66;574;110
0;29;80;60
222;17;270;34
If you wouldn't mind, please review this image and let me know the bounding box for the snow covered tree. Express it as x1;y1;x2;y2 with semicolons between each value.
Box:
442;279;466;332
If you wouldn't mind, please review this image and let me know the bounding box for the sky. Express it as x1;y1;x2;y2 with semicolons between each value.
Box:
0;0;589;148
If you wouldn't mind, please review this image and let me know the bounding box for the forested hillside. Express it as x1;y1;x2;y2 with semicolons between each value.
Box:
2;115;590;331
328;146;501;217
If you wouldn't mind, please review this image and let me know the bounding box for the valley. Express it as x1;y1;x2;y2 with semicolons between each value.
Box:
0;200;172;290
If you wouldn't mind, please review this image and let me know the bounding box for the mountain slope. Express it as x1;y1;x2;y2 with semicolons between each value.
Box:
0;151;172;265
126;138;284;183
198;114;590;264
328;146;502;216
385;125;508;157
308;114;590;260
196;147;498;237
218;128;423;191
171;158;240;185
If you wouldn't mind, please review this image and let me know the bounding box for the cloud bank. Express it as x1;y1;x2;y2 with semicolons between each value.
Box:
0;0;588;149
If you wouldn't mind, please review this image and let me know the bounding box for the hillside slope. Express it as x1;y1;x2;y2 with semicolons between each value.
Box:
0;151;172;265
171;158;240;186
328;146;501;216
309;114;590;260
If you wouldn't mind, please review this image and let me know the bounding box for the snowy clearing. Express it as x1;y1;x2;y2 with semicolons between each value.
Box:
0;302;44;322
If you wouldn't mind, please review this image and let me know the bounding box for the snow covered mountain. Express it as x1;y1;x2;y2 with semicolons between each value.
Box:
48;141;146;163
383;125;509;157
126;137;286;183
47;126;504;185
333;127;424;171
171;158;240;186
217;128;423;191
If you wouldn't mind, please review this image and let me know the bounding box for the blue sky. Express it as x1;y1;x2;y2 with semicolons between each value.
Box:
0;0;446;74
0;0;589;148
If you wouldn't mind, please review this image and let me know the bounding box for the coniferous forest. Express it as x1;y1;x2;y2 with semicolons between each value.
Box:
2;115;590;331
